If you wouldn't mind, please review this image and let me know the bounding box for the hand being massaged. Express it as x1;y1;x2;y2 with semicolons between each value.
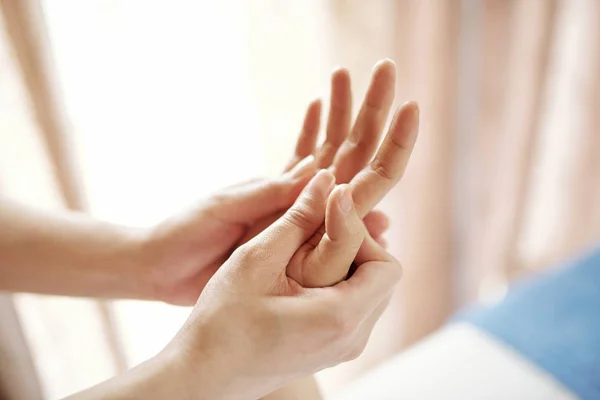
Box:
145;59;418;305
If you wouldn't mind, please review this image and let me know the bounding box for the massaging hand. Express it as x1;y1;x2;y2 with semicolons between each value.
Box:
143;60;401;305
161;171;404;400
165;92;419;400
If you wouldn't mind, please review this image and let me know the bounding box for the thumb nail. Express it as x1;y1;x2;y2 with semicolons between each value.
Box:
338;186;354;214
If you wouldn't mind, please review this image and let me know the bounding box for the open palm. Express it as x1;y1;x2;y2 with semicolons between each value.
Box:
144;60;415;305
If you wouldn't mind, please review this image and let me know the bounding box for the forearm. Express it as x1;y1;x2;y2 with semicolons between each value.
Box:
66;348;195;400
68;322;242;400
0;197;154;299
260;377;322;400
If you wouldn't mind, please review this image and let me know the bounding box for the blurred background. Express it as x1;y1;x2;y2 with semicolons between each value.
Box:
0;0;599;398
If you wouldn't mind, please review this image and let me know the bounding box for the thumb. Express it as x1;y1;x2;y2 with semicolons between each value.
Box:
301;184;365;287
206;155;317;223
254;169;335;264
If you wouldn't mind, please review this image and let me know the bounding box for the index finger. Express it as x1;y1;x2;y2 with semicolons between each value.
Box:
350;101;419;218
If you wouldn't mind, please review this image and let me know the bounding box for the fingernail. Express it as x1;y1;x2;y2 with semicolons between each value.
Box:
290;155;316;179
306;169;335;198
339;186;354;214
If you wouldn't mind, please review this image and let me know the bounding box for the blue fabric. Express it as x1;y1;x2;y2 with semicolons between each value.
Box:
458;248;600;400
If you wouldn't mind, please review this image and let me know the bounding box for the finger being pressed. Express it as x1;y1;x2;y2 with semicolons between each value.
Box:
331;59;396;183
315;68;352;169
255;169;335;263
301;185;365;287
350;101;419;218
284;99;322;172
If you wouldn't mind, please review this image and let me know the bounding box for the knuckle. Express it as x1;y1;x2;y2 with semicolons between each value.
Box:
390;259;403;282
344;340;368;362
370;156;396;182
285;204;320;230
232;243;269;265
330;313;349;337
325;306;356;341
318;142;340;164
231;245;254;265
344;137;373;163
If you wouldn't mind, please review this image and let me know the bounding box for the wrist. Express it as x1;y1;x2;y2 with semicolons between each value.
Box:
168;304;252;399
107;226;162;301
141;346;197;400
135;226;187;303
66;337;198;400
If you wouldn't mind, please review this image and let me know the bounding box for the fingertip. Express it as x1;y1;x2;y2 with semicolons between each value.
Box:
401;101;420;122
302;99;322;135
372;58;396;78
364;210;390;234
304;169;336;199
289;154;317;179
376;211;391;230
376;236;388;248
331;68;351;96
332;67;350;81
389;101;420;146
366;60;396;107
308;98;322;112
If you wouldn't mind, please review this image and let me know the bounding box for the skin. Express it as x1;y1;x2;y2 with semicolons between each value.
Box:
68;62;420;400
69;171;404;400
146;60;405;305
0;60;420;399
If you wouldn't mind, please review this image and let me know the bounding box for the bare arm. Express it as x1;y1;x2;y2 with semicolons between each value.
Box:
65;351;186;400
0;197;153;299
261;378;322;400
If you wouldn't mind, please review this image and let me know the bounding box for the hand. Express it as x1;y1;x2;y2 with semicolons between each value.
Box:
162;171;402;400
244;59;419;287
141;160;316;305
140;61;400;306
